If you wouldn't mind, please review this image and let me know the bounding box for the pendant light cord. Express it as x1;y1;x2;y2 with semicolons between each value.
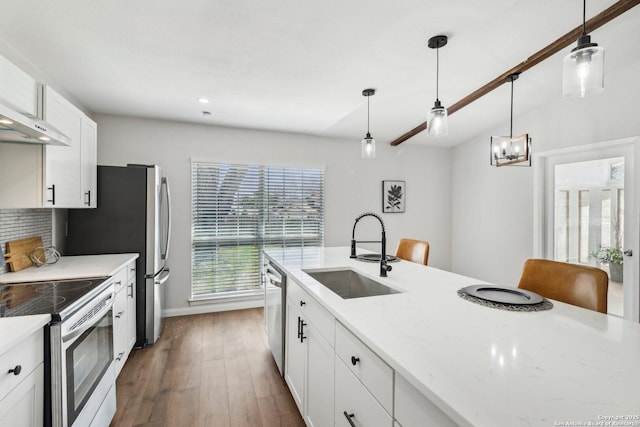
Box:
510;77;514;139
367;94;370;133
582;0;587;35
436;47;440;101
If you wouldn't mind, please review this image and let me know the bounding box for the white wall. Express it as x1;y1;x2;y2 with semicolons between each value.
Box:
451;55;640;287
95;114;452;314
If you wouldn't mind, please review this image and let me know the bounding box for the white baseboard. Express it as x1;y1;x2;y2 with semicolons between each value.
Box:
163;298;264;317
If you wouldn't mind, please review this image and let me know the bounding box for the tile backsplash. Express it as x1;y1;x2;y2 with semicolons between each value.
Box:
0;209;52;275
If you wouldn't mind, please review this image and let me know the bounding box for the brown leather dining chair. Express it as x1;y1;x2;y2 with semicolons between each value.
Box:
517;259;609;313
395;238;430;266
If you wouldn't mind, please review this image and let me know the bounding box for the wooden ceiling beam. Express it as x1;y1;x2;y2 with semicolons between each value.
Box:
390;0;640;146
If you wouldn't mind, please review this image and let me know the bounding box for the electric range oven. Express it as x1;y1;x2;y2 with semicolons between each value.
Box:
0;276;116;427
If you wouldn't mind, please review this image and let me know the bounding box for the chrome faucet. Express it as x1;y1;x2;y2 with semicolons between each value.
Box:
350;212;392;277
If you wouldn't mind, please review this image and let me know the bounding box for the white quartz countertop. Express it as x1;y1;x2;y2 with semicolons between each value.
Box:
265;246;640;427
0;254;138;354
0;314;50;355
0;253;139;284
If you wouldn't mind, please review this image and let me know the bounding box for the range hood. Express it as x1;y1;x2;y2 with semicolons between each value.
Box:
0;101;70;146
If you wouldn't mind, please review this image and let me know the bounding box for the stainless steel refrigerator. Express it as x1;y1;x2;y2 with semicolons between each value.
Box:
66;164;171;346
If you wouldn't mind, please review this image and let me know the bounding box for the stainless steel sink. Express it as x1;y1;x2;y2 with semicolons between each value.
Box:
303;268;400;299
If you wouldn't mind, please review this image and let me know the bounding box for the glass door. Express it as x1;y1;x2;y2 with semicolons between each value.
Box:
553;158;624;315
534;137;639;321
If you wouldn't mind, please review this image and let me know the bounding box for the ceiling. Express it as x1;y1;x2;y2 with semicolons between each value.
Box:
1;0;638;148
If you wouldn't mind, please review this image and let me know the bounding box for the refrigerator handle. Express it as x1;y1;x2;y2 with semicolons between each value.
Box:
161;176;172;261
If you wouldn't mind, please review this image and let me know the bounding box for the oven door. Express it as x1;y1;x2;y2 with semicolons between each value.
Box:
50;286;115;427
62;307;113;426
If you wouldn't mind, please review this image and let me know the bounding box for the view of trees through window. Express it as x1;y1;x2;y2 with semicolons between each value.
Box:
191;162;324;298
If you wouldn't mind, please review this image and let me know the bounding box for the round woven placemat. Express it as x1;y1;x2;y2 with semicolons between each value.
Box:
457;288;553;312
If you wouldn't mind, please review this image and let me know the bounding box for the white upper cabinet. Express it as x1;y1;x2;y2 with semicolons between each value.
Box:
0;52;98;209
0;55;38;116
80;117;97;207
43;86;83;207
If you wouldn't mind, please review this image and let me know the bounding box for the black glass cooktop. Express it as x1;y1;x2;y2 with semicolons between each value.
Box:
0;277;110;320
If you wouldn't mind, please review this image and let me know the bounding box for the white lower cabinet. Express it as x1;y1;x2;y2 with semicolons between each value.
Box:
305;322;334;427
335;356;392;427
285;300;306;411
285;280;335;427
0;329;44;427
394;374;458;427
283;281;456;427
112;261;137;377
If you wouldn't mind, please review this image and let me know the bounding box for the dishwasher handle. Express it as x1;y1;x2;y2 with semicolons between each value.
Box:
265;266;283;287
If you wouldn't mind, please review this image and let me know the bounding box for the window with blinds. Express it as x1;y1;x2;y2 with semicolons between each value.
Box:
191;161;324;298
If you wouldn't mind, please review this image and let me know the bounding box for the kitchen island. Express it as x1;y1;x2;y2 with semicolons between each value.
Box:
266;246;640;427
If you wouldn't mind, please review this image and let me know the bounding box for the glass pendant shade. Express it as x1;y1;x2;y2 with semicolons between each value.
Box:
427;101;448;137
361;133;375;159
562;43;604;98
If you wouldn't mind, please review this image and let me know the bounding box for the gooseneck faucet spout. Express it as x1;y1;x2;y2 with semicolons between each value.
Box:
350;212;392;277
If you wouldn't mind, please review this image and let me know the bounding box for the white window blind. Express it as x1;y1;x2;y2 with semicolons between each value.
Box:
191;162;324;298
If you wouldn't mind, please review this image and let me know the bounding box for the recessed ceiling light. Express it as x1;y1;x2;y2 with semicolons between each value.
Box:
197;97;209;104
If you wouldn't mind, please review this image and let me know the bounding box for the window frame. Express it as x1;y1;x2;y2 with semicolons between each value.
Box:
190;160;325;301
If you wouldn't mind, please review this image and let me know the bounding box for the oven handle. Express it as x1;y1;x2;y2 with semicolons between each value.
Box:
62;293;114;343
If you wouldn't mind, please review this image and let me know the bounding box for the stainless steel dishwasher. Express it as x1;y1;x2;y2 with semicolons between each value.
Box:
264;258;286;376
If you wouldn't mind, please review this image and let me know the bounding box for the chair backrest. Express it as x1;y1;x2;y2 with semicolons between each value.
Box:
395;238;430;266
517;259;609;313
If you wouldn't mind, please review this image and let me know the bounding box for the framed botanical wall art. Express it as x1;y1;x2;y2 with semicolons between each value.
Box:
382;180;405;213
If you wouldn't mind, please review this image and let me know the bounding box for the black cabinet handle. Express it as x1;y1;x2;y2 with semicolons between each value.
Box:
8;365;22;376
300;300;306;307
297;316;302;339
127;283;134;298
115;311;124;319
300;320;307;343
351;356;360;366
47;184;56;205
115;352;125;361
343;411;356;427
84;190;91;206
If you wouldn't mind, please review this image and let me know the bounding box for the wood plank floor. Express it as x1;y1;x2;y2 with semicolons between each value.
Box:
110;308;305;427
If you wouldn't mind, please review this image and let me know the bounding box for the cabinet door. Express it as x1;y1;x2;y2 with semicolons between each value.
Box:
0;363;43;427
305;322;334;427
113;288;128;377
80;116;97;208
0;54;38;116
126;277;136;350
285;300;305;414
43;86;83;207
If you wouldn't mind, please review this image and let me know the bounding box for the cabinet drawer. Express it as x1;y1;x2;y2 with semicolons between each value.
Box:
111;266;128;293
113;287;127;326
0;328;43;401
287;279;334;346
127;261;136;283
335;356;392;427
335;322;393;413
395;374;458;427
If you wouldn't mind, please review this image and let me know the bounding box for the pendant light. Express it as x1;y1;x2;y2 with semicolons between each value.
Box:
427;35;448;137
361;88;376;159
490;74;532;167
562;0;604;97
